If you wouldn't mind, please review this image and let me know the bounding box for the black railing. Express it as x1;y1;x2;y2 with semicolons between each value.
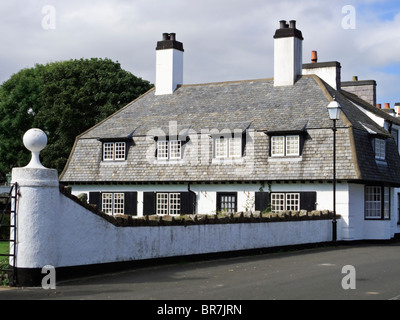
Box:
0;183;18;286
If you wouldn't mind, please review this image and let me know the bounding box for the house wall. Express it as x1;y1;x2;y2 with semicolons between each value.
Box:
70;181;400;240
11;166;337;286
69;182;350;216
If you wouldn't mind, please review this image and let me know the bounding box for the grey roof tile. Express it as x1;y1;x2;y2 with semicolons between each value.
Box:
60;75;400;186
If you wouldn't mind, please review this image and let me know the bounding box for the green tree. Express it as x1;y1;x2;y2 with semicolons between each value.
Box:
0;58;153;178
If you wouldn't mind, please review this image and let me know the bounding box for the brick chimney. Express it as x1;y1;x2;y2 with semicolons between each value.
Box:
155;33;184;95
273;20;303;86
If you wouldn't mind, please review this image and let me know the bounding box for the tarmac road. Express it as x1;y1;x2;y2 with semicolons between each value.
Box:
1;242;400;301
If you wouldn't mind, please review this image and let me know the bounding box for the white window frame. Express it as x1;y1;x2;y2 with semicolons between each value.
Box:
365;186;382;219
271;193;300;213
169;140;182;160
157;140;181;160
157;140;169;160
156;193;181;215
286;193;300;211
384;187;390;219
271;135;300;157
103;142;126;161
271;136;285;157
374;138;386;160
286;135;300;156
102;192;125;215
229;136;242;158
214;136;242;158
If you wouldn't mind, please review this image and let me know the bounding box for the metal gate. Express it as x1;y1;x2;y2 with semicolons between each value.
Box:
0;183;18;286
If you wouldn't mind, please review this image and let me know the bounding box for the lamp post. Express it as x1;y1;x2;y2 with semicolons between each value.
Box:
327;98;341;243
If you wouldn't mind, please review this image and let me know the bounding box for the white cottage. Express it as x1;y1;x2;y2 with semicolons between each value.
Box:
60;21;400;241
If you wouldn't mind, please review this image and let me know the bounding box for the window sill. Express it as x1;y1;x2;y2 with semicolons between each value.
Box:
375;159;387;166
268;156;303;162
101;160;127;165
212;158;244;164
155;159;184;165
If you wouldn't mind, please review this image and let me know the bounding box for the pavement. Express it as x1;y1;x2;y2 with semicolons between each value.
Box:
1;242;400;302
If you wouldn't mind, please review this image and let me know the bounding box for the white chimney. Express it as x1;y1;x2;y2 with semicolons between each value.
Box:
302;51;342;90
155;33;184;95
273;20;303;87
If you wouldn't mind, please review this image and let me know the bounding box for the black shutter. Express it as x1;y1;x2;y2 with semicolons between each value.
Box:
255;192;270;212
180;192;196;214
143;192;156;215
300;192;317;212
89;192;101;210
216;193;222;213
124;192;137;216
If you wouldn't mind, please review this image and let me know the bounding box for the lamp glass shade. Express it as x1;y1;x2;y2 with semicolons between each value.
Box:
327;101;342;120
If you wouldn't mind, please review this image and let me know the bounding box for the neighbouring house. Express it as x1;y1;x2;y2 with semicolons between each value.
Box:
60;20;400;241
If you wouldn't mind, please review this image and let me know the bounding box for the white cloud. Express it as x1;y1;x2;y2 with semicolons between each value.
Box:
0;0;399;103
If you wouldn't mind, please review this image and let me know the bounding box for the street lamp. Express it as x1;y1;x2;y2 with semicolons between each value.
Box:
327;98;341;243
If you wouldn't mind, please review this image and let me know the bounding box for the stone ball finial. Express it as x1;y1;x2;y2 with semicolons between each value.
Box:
23;128;47;168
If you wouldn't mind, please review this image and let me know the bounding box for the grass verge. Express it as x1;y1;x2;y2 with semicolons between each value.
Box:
0;241;9;286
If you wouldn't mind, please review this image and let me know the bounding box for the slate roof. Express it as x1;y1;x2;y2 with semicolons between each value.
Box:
60;75;400;186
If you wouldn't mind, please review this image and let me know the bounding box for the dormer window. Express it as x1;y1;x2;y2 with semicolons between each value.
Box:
271;135;300;157
157;139;182;160
103;142;126;161
214;136;242;158
374;138;386;160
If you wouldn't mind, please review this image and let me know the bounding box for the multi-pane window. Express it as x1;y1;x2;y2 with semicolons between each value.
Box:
214;137;242;158
157;141;169;160
365;186;382;219
215;138;228;158
157;140;181;160
102;193;125;215
271;193;300;212
271;135;300;157
229;137;242;157
374;139;386;160
103;142;126;161
286;193;300;211
169;140;182;159
217;193;237;213
365;186;391;220
286;136;300;156
271;193;285;212
156;193;181;215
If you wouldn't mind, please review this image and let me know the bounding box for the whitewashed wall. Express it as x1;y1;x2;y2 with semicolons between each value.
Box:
11;167;399;275
70;182;350;216
12;167;335;270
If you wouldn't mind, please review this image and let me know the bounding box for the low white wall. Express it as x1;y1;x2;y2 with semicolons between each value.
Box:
58;194;333;268
11;167;334;270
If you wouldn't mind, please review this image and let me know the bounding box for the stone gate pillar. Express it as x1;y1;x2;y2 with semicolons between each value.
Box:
11;128;59;286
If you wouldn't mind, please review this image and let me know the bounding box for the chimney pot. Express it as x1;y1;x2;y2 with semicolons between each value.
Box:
162;33;169;41
385;103;390;109
376;104;381;109
279;20;287;29
311;51;318;63
289;20;296;29
170;33;176;41
353;76;358;81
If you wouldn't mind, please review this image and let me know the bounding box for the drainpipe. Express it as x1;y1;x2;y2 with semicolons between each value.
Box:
187;182;197;214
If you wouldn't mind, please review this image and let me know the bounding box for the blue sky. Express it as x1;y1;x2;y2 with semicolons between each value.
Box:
0;0;399;106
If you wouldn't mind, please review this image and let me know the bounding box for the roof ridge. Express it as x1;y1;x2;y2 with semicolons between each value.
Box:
179;77;274;88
